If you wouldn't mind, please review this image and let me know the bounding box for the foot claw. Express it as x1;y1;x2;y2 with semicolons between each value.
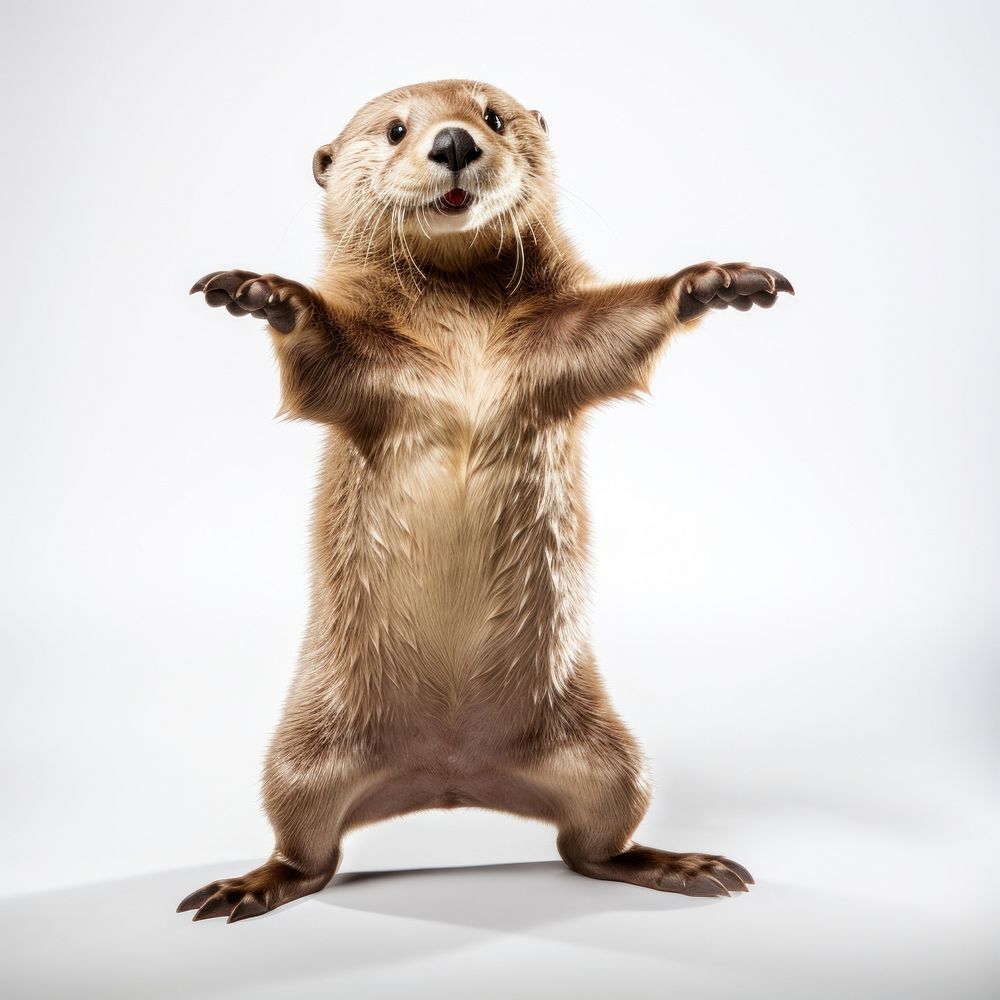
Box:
708;864;749;893
176;884;218;913
192;891;238;921
228;894;268;923
684;873;732;897
718;858;754;885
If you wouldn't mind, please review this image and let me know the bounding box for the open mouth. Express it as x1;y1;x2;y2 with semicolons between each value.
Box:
434;188;472;214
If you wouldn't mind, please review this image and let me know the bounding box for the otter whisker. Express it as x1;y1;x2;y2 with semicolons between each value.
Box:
364;201;392;267
386;205;415;299
395;205;426;286
505;206;527;294
531;214;565;261
329;181;386;266
278;191;325;258
521;208;540;247
553;181;615;235
516;208;529;287
415;202;433;242
332;198;381;267
326;210;362;268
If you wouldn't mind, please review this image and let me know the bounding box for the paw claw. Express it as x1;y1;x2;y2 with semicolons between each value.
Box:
771;271;794;294
203;270;256;296
732;270;773;295
190;272;220;295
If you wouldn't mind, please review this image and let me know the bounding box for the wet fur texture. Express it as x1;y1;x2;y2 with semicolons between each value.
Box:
179;79;791;922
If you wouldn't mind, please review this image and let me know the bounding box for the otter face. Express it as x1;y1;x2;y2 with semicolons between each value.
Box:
314;80;551;261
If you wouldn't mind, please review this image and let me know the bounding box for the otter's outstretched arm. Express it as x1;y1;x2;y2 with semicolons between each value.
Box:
191;269;397;430
519;262;793;412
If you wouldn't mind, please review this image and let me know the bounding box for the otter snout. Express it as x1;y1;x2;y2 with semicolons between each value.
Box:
429;128;482;172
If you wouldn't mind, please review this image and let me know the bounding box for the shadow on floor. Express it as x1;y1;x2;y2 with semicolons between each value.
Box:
321;858;714;929
0;858;724;999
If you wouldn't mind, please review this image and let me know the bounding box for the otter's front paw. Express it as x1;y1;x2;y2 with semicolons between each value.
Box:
190;270;314;334
676;262;793;323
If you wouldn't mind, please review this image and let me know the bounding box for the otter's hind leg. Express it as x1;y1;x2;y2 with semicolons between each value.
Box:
177;741;381;923
523;727;753;897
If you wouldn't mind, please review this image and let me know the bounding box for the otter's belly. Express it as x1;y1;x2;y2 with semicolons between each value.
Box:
317;419;586;699
376;443;506;667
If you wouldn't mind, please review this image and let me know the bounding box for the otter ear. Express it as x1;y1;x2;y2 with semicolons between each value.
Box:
530;110;548;135
312;144;334;188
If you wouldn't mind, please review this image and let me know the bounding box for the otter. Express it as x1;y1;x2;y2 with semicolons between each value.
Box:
178;79;792;923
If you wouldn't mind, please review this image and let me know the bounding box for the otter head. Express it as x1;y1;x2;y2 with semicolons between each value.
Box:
313;80;553;272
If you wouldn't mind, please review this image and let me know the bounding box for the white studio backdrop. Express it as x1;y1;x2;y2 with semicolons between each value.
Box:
1;0;997;980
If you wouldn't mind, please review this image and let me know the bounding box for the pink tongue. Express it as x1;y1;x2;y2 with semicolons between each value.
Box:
443;188;466;207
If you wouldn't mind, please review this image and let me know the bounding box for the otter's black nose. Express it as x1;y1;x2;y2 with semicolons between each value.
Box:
428;128;482;172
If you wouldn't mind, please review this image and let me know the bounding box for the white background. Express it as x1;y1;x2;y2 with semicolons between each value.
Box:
2;1;998;997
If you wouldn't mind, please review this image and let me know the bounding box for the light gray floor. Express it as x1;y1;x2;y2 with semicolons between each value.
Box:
4;833;997;1000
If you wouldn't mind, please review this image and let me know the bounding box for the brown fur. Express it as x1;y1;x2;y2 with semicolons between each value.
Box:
178;79;790;922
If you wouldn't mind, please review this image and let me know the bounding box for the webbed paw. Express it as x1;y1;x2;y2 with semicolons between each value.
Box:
677;262;793;323
190;270;314;334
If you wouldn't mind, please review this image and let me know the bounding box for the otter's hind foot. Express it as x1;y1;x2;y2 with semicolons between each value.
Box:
563;845;753;897
177;857;332;923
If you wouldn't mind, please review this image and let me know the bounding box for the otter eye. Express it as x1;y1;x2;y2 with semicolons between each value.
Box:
484;108;503;133
387;121;407;144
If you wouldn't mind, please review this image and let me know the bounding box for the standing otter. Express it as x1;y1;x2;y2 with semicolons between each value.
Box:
178;79;792;923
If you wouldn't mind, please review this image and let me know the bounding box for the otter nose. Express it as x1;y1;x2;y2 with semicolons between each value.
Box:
428;128;482;172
